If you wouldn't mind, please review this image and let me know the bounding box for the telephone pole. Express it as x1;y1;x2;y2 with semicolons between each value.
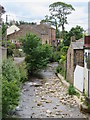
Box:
5;14;7;48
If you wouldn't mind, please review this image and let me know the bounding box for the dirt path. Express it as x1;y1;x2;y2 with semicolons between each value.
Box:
14;62;90;118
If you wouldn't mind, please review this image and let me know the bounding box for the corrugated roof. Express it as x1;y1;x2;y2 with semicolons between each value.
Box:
7;25;20;35
71;42;84;49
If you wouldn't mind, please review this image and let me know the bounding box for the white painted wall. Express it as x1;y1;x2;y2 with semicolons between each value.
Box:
74;65;84;92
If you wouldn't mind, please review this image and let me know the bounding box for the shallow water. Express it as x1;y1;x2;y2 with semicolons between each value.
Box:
13;62;90;118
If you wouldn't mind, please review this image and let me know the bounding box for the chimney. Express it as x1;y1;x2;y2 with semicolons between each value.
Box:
71;36;76;42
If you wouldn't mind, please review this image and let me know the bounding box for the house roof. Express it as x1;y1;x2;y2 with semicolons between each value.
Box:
8;23;55;37
7;25;20;35
71;38;84;49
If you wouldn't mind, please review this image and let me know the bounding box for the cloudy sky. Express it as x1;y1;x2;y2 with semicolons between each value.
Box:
0;0;89;31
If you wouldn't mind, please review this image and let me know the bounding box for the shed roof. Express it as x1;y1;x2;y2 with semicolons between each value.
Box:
71;42;84;49
7;25;20;35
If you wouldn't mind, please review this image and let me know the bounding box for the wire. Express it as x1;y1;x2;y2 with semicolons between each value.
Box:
6;14;88;25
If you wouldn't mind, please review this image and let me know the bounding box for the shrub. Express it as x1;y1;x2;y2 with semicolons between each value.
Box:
20;33;53;74
18;62;28;83
88;104;90;109
7;41;16;57
2;58;20;83
2;59;21;117
2;77;20;116
52;52;61;62
68;84;76;95
56;66;61;73
13;49;25;57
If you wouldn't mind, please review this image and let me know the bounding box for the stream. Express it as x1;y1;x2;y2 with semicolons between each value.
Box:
13;62;90;119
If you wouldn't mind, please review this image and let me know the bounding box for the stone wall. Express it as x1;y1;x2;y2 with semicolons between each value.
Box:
75;50;84;68
41;34;49;44
66;45;84;84
66;44;74;83
8;25;56;46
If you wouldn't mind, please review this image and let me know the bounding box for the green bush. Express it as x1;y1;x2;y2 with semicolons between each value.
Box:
20;33;53;74
56;66;61;73
13;49;25;57
2;58;20;83
2;77;20;116
2;59;21;117
68;84;76;95
7;41;16;57
52;52;61;62
88;104;90;109
18;62;28;83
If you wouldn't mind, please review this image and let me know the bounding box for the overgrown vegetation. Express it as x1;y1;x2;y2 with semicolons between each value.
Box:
68;84;76;95
18;62;28;83
2;58;28;117
2;58;20;117
20;33;53;75
67;84;80;98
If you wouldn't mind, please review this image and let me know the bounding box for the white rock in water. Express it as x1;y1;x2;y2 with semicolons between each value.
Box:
28;82;33;85
46;109;52;114
45;100;52;103
15;106;20;111
45;83;49;86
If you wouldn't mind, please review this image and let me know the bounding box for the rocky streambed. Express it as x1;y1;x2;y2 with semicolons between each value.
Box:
13;62;90;118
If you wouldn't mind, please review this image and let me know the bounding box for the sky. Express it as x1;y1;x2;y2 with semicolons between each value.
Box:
0;0;89;31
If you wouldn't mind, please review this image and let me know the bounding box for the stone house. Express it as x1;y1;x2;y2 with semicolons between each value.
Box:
7;23;56;45
66;37;84;83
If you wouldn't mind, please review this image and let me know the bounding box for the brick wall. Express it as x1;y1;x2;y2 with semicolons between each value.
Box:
49;28;55;45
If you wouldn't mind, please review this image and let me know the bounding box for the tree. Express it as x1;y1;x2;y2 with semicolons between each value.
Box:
62;25;84;46
41;15;60;38
49;2;75;31
69;25;84;40
20;33;53;74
